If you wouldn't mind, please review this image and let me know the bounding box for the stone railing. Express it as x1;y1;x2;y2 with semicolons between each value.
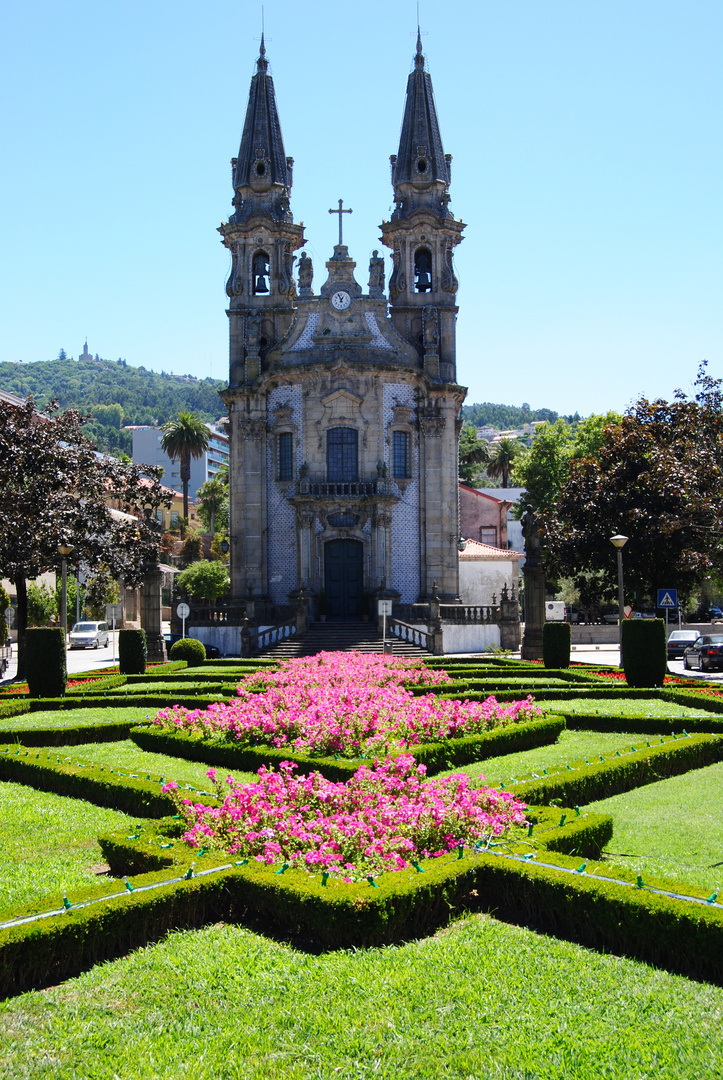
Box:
388;619;433;652
188;603;250;626
244;618;298;657
439;604;500;624
298;479;382;498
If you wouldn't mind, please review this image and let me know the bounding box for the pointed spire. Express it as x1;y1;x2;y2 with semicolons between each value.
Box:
391;35;450;197
232;38;293;220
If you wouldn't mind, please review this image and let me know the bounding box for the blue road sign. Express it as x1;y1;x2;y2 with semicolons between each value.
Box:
657;589;678;609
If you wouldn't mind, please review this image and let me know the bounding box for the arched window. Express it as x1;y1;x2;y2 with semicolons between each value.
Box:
327;427;358;482
414;247;432;293
252;251;270;295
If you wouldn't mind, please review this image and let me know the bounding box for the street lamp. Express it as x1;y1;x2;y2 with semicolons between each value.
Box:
610;534;629;645
57;542;74;644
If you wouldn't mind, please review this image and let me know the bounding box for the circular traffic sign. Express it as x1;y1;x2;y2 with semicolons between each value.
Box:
4;606;14;625
176;602;190;619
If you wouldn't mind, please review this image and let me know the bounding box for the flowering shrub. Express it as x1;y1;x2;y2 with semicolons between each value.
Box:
153;652;544;757
0;676;106;696
592;669;686;685
164;755;528;880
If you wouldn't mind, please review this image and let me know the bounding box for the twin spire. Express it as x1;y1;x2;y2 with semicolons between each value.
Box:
232;30;451;224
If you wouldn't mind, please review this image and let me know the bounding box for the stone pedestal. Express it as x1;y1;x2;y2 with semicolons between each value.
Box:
521;564;545;660
140;566;167;664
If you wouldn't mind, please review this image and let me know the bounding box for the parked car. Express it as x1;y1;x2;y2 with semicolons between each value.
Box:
683;635;723;672
666;630;700;659
68;621;110;649
708;607;723;621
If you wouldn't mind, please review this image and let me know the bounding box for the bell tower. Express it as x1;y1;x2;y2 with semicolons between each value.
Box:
218;36;305;388
220;38;305;601
380;30;467;600
380;30;465;385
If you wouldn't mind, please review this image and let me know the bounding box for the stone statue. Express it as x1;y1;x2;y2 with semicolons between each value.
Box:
521;504;542;567
246;311;262;352
368;249;385;293
298;251;313;293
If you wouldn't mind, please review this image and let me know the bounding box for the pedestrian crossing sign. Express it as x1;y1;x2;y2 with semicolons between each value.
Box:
657;589;677;609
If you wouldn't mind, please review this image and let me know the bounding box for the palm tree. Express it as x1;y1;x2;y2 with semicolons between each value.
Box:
196;477;228;535
486;438;520;489
160;412;210;531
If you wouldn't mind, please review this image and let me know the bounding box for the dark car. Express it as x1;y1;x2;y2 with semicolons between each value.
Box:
683;635;723;672
666;630;699;659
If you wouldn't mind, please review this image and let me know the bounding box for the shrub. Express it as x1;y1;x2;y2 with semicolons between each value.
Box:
26;628;66;698
542;622;571;669
622;619;666;687
118;629;147;675
169;637;207;666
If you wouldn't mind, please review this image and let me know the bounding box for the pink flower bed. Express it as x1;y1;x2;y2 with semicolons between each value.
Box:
164;754;528;880
153;652;544;758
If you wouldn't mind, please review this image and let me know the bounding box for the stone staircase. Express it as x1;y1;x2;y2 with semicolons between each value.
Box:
259;619;430;659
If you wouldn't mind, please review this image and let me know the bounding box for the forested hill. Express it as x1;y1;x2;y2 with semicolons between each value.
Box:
0;357;227;456
460;402;570;429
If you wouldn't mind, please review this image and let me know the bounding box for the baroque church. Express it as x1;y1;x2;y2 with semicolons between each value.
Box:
220;33;466;620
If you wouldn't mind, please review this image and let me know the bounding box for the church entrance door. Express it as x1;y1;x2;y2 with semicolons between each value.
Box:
324;539;363;620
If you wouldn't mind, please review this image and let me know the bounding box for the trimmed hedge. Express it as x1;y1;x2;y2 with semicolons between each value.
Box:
118;629;147;675
169;638;206;666
622;618;667;687
542;622;571;669
26;628;66;698
2;823;722;999
0;744;183;816
0;718;145;747
0;702;32;722
508;732;723;806
130;715;566;782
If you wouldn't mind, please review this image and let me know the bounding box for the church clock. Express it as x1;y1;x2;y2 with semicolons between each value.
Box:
330;289;351;311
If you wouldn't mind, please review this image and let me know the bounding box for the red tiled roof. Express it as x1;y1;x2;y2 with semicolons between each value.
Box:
459;538;522;560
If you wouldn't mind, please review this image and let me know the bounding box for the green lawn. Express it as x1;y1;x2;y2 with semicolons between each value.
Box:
588;760;723;893
0;706;152;732
437;729;639;785
54;739;257;789
0;781;135;917
1;917;721;1079
545;698;718;719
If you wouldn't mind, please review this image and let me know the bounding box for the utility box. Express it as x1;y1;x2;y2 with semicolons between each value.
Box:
545;602;567;621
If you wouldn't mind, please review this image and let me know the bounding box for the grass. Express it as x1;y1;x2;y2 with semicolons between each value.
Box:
436;729;639;785
588;760;723;893
0;781;135;918
1;917;722;1079
542;697;717;719
53;739;257;789
0;707;152;732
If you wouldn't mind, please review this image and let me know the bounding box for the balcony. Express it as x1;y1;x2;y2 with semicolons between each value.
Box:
298;478;383;498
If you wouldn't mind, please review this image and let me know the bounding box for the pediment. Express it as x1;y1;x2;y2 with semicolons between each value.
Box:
321;389;363;420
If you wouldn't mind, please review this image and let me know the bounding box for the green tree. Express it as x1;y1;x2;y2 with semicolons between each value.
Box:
160;412;210;530
196;477;229;535
176;559;230;603
458;425;490;484
0;397;170;679
486;438;520;488
0;583;9;646
27;582;57;627
544;368;723;604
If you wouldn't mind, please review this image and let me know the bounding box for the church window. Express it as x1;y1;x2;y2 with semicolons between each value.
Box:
392;431;411;479
414;247;432;293
252;251;270;294
327;427;358;482
278;432;293;481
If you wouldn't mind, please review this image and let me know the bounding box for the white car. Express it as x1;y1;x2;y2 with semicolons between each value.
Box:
68;621;110;649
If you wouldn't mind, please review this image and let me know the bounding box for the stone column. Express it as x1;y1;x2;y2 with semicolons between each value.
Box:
521;566;545;660
500;582;521;652
140;566;166;663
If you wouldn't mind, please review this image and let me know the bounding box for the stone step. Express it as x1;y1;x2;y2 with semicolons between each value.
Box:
259;620;430;659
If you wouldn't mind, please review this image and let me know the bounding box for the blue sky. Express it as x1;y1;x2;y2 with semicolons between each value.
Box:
1;0;720;417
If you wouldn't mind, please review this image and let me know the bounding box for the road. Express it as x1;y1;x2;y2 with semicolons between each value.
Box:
1;636;122;686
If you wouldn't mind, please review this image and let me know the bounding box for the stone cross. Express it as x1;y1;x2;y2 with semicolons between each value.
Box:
328;199;353;245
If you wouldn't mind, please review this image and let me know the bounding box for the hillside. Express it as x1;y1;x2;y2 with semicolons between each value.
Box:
0;357;227;456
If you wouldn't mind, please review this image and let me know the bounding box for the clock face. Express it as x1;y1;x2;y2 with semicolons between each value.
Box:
330;290;351;311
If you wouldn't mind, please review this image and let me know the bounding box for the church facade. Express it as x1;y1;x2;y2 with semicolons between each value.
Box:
220;35;466;619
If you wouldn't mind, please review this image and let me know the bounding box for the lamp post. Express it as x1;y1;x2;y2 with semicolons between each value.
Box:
57;542;74;645
610;535;629;650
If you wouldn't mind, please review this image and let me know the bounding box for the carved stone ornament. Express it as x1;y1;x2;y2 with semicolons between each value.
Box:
368;250;385;294
419;411;445;437
226;243;244;298
271;403;294;429
238;418;266;441
392;404;414;427
440;240;459;294
422;306;439;350
245;312;262;352
298;251;313;294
